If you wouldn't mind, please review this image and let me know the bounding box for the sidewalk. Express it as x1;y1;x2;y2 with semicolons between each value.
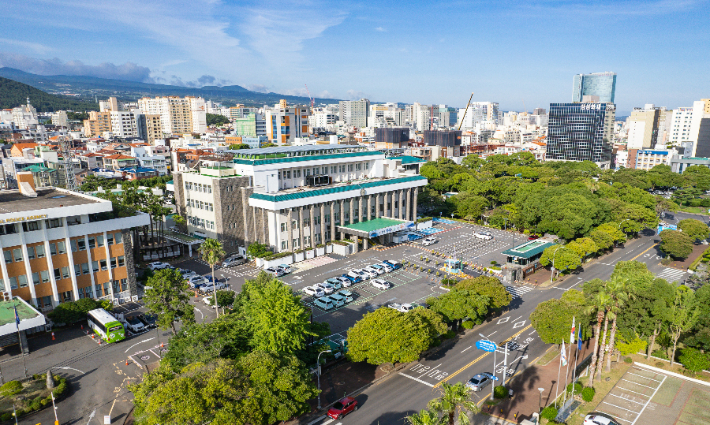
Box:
482;340;595;424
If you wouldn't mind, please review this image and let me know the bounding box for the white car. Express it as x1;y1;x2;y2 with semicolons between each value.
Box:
348;270;369;280
182;270;198;279
316;282;335;295
203;296;215;308
148;262;171;271
473;232;493;240
365;265;384;276
372;279;392;290
222;255;247;267
380;262;394;273
583;413;621;425
265;267;285;277
360;269;378;279
335;276;352;287
422;237;437;246
303;286;325;297
387;302;402;311
200;283;217;293
187;276;206;288
398;303;417;313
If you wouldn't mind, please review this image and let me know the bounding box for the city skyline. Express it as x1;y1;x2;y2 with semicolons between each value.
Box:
0;0;708;113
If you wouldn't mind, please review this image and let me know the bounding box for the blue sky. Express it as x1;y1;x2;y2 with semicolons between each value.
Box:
1;0;708;113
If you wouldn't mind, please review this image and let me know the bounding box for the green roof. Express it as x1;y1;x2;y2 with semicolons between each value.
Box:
0;299;40;327
250;175;427;202
502;240;555;259
23;165;54;173
234;150;382;166
340;217;407;233
399;156;426;165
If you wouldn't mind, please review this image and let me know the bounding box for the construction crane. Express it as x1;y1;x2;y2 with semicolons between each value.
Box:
457;92;474;131
304;84;315;113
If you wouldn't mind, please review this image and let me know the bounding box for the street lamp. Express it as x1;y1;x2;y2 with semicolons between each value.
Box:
317;350;332;409
479;333;497;401
538;388;545;413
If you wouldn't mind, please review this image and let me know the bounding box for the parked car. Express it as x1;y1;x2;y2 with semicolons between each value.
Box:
398;303;419;313
303;286;325;297
147;262;171;271
181;270;197;279
326;278;342;290
314;296;335;310
372;279;392;290
277;264;292;274
316;282;335;295
387;302;402;311
265;267;285;277
203;296;215;308
187;276;207;288
327;396;358;420
125;316;146;333
335;276;353;287
422;237;437;246
136;313;157;329
200;283;216;293
583;413;621;425
380;262;394;273
473;232;493;240
341;274;361;284
338;289;354;303
222;255;247;267
347;270;367;281
360;268;378;279
365;265;385;276
329;293;346;307
466;372;494;392
527;234;540;241
383;260;402;270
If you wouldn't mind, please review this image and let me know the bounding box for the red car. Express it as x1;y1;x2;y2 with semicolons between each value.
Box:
327;396;358;419
528;234;540;240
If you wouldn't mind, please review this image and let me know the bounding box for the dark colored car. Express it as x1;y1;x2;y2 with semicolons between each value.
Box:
341;273;361;283
528;234;540;240
327;396;358;419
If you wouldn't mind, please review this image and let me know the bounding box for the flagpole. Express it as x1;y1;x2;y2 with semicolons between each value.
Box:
563;317;575;406
571;326;583;402
13;300;28;378
555;339;563;401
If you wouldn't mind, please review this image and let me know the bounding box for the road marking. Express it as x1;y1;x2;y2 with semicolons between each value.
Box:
194;307;203;320
621;378;657;390
627;371;662;383
462;346;473;353
487;331;497;337
631;374;666;425
616;387;651;397
306;416;327;425
512;316;522;322
125;337;155;353
435;324;533;388
609;393;646;406
55;366;85;374
497;317;510;324
399;372;436;387
513;321;526;329
601;400;641;415
86;410;95;424
630;244;658;262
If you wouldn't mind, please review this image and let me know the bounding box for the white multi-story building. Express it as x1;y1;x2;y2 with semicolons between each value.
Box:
411;103;431;132
137;96;207;135
173;145;427;255
458;102;499;131
109;111;139;138
11;99;39;130
339;99;370;128
668;101;705;147
264;102;309;144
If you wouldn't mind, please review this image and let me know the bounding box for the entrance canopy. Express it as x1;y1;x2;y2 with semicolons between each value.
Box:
337;217;415;239
0;297;45;336
502;239;554;265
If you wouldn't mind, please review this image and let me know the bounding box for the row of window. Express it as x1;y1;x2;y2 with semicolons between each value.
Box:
188;199;214;211
0;256;125;291
277;163;369;180
185;182;213;193
3;233;123;264
280;232;331;250
188;216;215;230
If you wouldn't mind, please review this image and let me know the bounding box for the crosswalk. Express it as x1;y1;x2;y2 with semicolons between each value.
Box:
505;285;534;299
656;267;687;283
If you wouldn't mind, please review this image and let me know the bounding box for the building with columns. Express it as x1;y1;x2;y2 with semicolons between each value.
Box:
173;145;427;255
0;182;149;311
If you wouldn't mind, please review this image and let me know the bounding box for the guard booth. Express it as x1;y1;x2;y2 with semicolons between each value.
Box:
337;217;415;251
444;258;463;274
501;239;554;283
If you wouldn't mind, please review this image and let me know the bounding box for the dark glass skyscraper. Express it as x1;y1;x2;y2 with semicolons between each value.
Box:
546;103;616;168
572;72;617;103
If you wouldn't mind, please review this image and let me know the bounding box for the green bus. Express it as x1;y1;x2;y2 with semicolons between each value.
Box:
87;308;125;343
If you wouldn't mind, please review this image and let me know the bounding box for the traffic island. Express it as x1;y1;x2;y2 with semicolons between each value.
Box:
0;373;69;421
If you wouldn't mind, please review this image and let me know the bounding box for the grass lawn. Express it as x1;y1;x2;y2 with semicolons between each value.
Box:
628;353;710;382
536;347;559;367
564;360;633;425
678;205;709;214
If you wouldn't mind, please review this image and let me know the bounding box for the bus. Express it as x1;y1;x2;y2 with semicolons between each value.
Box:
87;308;126;343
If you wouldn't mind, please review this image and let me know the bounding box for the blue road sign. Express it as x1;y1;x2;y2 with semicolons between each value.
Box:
476;340;498;352
491;375;499;381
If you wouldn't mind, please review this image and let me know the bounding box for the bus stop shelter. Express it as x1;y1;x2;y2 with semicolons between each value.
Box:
337;217;415;251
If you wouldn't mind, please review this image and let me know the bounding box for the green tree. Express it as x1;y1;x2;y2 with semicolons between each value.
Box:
455;276;512;309
678;218;710;241
238;351;319;424
668;286;700;366
228;144;252;150
215;290;235;309
246;242;271;258
614;203;659;234
348;307;442;365
584;284;611;386
206;113;230;126
567;237;599;259
47;298;102;324
659;229;693;259
686;285;710;352
144;269;195;334
530;290;587;345
452;192;488;221
655;196;679;216
603;276;634;372
589;229;614;252
673;187;702;206
199;238;225;316
428;382;479;425
679;348;710;374
427;290;490;329
407;408;444;425
539;245;581;279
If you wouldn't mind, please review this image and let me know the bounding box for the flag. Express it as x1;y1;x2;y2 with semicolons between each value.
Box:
577;326;583;351
13;304;20;327
560;340;568;366
570;316;576;345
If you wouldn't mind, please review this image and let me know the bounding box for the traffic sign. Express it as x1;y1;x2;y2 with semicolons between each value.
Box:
491;375;499;381
475;340;497;352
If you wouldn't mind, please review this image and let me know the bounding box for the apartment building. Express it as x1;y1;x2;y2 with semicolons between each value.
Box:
137;96;207;135
626;105;661;150
83;111;112;137
264;103;309;144
173;145;427;255
0;181;149;310
339;99;370;128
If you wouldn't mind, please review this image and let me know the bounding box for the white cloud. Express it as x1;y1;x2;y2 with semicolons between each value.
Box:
375;27;386;32
246;84;271;93
346;89;369;100
0;52;153;82
0;39;53;55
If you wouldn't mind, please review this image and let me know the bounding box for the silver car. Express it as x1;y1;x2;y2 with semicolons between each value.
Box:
466;373;494;392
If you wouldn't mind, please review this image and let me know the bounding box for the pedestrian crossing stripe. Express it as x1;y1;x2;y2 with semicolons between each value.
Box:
656;268;686;282
505;286;534;299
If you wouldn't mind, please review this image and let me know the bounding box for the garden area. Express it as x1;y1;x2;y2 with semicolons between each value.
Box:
0;373;68;421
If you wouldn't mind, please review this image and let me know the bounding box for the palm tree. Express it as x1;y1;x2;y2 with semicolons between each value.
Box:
584;289;611;387
407;409;443;425
605;278;633;372
199;238;225;317
428;382;479;425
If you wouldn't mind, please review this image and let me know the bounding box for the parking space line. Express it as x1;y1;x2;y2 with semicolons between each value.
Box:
627;371;662;383
608;393;647;406
621;379;658;390
631;374;666;425
601;401;641;415
616;387;652;397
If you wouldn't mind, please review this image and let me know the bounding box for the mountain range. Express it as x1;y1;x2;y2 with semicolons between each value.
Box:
0;67;340;107
0;76;99;112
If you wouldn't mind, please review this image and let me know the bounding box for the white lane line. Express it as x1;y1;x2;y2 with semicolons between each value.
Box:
609;393;647;406
487;331;497;337
55;366;85;374
601;401;641;415
616;387;652;397
194;307;204;320
462;346;473;353
306;416;327;425
621;379;657;390
631;374;666;425
124;337;155;353
399;372;435;387
627;372;662;383
512;316;522;322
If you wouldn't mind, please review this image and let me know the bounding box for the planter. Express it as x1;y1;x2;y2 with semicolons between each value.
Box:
294;252;305;262
332;243;351;256
326;244;333;254
416;220;433;230
255;257;265;268
305;249;315;259
262;255;293;269
316;247;325;256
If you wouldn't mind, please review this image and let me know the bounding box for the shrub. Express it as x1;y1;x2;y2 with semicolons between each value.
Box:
0;380;23;396
30;400;41;411
581;386;595;402
0;413;11;421
462;320;474;329
566;382;582;394
652;349;668;360
41;398;50;406
655;361;666;368
679;347;710;373
624;357;633;364
442;330;456;339
540;406;558;421
52;377;68;399
494;385;508;399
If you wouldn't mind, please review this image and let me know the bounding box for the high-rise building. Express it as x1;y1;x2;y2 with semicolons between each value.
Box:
572;72;617;103
626;105;661;150
234;113;266;137
546;102;616;168
109;111;139;138
457;102;499;130
83;111;112;137
265;102;309;144
137;96;207;135
339;99;370;128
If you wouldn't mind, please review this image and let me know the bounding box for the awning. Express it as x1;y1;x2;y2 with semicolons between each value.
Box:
337;217;415;239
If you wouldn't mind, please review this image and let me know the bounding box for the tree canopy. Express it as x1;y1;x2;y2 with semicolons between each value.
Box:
678;218;710;242
659;229;694;259
144;268;195;334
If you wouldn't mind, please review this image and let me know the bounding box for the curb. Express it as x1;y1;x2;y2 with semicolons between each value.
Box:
635;362;710;387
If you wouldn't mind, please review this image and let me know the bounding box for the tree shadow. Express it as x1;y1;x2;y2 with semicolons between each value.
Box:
366;409;414;425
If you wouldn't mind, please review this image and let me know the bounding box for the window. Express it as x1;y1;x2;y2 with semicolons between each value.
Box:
95;284;102;296
110;257;117;269
92;261;99;272
365;162;369;170
61;267;70;279
45;218;61;229
107;234;114;245
115;233;122;243
27;246;35;260
22;221;41;232
32;272;40;285
281;241;287;250
97;235;104;247
36;244;45;258
71;239;78;252
40;270;49;283
121;278;128;291
9;277;18;290
57;241;66;254
88;237;96;249
356;163;362;170
0;224;17;235
100;259;107;271
281;223;286;232
118;256;125;267
75;264;82;276
50;243;57;255
12;249;22;263
67;216;81;226
82;263;90;274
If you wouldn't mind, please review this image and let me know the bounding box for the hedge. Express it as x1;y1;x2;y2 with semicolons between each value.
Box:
494;385;508;399
541;406;558;421
262;251;293;261
582;386;595;402
416;216;433;223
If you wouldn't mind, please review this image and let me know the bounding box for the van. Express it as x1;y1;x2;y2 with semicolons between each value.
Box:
329;293;346;307
314;296;335;310
222;255;247;267
125;317;145;333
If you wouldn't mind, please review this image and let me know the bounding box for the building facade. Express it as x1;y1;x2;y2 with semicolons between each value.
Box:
626;105;660;150
265;105;309;144
546;102;616;168
572;72;617;103
137;96;207;135
339;99;370;128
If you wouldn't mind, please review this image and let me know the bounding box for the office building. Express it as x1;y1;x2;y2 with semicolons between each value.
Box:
546;102;616;168
626;105;660;150
339;99;370;128
173;145;427;255
375;128;410;149
265;103;309;144
572;72;617;103
234;113;266;137
0;182;149;310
